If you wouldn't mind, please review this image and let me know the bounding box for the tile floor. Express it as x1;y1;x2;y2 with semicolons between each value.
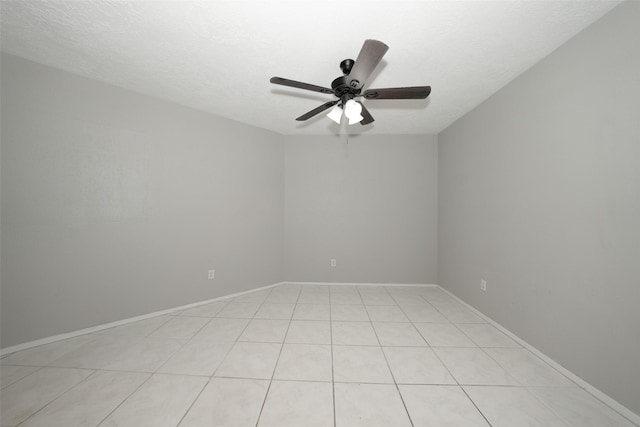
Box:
0;284;636;427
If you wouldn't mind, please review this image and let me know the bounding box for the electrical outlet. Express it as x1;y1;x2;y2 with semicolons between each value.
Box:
480;279;487;291
331;259;337;267
208;270;215;280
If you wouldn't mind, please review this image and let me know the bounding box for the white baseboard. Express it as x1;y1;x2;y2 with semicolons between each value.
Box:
1;281;431;356
0;281;286;357
286;281;438;288
436;285;640;426
2;281;431;356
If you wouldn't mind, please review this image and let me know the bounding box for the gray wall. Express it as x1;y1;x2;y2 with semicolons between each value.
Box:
438;1;640;415
1;54;284;348
284;134;438;284
0;54;440;349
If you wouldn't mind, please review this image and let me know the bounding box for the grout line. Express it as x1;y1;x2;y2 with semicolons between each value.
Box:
253;284;301;427
387;288;494;427
175;379;209;427
95;371;155;426
0;366;45;390
329;287;337;427
434;302;573;426
397;289;495;422
415;292;501;425
211;300;272;380
15;369;102;426
458;386;495;427
140;315;175;338
435;286;640;426
195;375;486;386
173;296;274;395
179;293;276;427
64;310;236;426
359;286;415;427
445;321;539;391
152;316;218;375
524;387;602;427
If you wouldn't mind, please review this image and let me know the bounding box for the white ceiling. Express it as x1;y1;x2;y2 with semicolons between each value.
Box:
0;1;621;135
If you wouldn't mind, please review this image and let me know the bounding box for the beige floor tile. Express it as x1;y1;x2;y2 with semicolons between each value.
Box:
331;304;369;321
216;302;261;318
273;344;332;382
366;305;409;322
148;316;210;339
0;365;40;389
434;348;519;385
400;385;489;427
334;383;412;427
292;304;331;320
484;348;574;386
464;386;567;427
373;322;427;346
158;339;233;376
414;322;477;347
214;342;281;379
180;378;269;427
1;335;97;367
255;303;295;319
333;345;393;384
528;387;637;427
457;324;520;347
332;321;379;346
192;317;250;342
402;305;449;323
285;320;331;344
383;347;456;384
20;371;149;427
100;337;184;372
258;381;334;427
100;373;207;427
0;367;93;426
239;319;289;343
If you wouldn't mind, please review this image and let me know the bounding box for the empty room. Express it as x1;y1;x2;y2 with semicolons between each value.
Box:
1;1;638;426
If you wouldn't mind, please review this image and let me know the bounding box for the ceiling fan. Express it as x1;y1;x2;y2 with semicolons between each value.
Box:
270;39;431;126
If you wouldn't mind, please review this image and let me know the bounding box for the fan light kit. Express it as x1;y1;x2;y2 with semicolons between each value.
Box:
270;39;431;126
328;99;363;125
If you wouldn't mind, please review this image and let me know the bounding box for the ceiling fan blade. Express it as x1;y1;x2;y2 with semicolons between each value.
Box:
358;101;374;125
348;39;389;90
270;77;334;94
296;100;339;121
363;86;431;100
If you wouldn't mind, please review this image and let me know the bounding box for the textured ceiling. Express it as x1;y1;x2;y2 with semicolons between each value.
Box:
0;1;621;135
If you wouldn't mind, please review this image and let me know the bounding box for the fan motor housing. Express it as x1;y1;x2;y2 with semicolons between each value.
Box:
331;59;362;100
331;77;360;100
